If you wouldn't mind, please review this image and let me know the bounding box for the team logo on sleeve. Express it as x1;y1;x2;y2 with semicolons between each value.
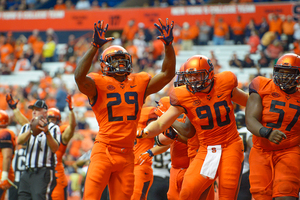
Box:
107;85;115;91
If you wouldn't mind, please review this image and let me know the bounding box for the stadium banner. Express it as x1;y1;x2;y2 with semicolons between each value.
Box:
0;2;298;32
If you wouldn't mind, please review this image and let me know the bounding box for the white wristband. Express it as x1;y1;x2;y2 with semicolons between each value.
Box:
1;171;8;181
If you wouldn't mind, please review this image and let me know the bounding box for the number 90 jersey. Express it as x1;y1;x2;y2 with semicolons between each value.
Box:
170;71;240;146
249;76;300;151
88;72;151;148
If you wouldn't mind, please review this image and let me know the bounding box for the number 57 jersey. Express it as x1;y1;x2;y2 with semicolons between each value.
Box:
249;76;300;151
170;71;241;146
88;72;151;148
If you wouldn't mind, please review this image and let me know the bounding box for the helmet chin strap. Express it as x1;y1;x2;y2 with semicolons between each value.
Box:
282;86;297;94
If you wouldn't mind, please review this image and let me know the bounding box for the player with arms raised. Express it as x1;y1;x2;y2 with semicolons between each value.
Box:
74;18;175;200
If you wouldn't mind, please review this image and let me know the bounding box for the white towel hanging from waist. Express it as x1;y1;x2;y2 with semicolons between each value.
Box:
200;145;222;180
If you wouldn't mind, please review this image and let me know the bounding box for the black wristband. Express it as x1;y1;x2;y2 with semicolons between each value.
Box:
146;149;154;157
154;135;164;146
259;127;273;138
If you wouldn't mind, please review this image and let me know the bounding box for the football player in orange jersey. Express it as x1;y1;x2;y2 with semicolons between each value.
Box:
246;53;300;200
138;55;249;200
74;18;175;200
48;95;76;200
0;110;17;200
131;106;157;200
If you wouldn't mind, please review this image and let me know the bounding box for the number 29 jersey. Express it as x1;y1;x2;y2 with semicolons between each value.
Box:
170;71;241;146
88;72;151;148
249;76;300;151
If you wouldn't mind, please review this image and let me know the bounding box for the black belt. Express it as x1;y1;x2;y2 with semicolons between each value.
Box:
26;167;54;173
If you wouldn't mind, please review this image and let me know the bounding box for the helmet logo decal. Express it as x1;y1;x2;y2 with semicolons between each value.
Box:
207;59;214;71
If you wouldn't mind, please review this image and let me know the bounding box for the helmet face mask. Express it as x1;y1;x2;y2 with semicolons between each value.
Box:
179;55;214;93
100;46;132;76
273;53;300;91
174;65;185;87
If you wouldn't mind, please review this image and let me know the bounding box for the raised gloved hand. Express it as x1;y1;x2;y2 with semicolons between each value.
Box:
154;18;174;46
136;128;148;139
66;94;73;111
163;127;178;140
91;20;114;48
136;149;154;165
6;94;19;110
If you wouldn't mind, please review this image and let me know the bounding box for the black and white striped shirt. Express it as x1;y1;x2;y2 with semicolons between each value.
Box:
19;123;61;169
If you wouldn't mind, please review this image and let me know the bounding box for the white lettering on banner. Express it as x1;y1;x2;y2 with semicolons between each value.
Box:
171;4;256;15
171;7;186;15
0;10;65;20
237;5;256;13
48;11;65;19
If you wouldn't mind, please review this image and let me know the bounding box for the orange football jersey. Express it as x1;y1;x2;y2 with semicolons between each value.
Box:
0;128;16;181
54;124;68;186
133;107;157;165
249;76;300;151
88;72;151;148
170;71;241;146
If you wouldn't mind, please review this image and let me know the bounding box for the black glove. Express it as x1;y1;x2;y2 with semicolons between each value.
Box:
91;20;114;48
154;18;174;46
6;94;19;110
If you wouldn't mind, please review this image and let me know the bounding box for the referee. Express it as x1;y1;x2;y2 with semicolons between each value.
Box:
17;100;61;200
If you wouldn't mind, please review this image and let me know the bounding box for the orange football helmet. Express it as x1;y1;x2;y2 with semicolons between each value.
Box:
174;64;185;87
274;53;300;91
100;45;132;75
0;110;9;127
155;97;171;117
47;108;61;122
178;55;214;93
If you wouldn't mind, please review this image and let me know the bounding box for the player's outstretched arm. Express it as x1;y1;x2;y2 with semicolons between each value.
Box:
62;94;77;144
6;94;29;126
142;106;184;138
145;18;176;97
75;20;114;99
136;145;170;165
231;87;249;107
